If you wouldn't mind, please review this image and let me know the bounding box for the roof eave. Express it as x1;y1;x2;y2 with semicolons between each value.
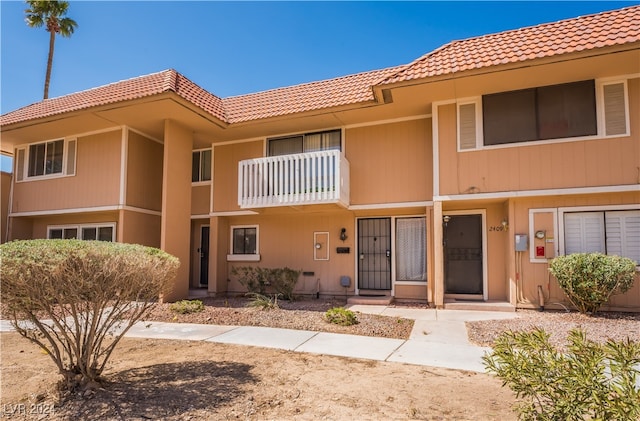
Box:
373;43;640;92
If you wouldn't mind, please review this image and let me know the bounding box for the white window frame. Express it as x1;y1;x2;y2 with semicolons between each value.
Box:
595;78;630;138
395;216;428;284
227;224;260;262
456;97;483;152
16;137;77;182
558;204;640;265
456;76;631;152
47;223;116;242
266;129;342;157
192;148;212;185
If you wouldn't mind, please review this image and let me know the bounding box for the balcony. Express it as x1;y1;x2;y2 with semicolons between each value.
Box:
238;150;350;209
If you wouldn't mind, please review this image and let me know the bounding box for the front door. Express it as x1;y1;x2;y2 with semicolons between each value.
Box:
199;226;210;286
358;218;392;290
444;214;483;296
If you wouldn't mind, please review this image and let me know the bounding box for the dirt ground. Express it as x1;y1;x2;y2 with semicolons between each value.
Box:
1;332;516;420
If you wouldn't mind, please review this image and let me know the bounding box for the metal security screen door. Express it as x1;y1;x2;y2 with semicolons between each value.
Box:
444;214;483;295
358;218;392;290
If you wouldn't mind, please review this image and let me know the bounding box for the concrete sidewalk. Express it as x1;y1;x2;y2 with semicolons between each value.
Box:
1;307;518;373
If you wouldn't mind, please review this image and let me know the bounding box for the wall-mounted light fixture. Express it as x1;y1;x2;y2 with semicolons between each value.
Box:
340;228;347;242
443;215;451;227
501;218;509;231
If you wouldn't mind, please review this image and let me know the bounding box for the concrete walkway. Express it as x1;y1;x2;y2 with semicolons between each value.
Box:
1;307;518;373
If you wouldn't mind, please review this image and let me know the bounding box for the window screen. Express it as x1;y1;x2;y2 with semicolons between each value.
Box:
483;80;597;146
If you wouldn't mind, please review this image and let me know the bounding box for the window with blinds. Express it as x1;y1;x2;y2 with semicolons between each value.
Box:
564;210;640;263
456;78;629;151
268;130;341;156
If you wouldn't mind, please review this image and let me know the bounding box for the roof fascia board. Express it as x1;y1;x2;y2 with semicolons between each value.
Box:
1;91;228;131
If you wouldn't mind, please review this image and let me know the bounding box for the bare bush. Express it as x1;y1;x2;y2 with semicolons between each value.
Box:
0;239;179;395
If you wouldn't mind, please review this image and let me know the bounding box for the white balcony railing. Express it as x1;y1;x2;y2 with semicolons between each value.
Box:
238;150;350;208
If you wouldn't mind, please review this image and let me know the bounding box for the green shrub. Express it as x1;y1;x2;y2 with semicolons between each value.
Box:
325;307;358;326
549;253;637;313
270;267;301;301
231;266;301;300
0;239;179;394
246;292;279;310
231;266;270;295
483;328;640;421
170;299;204;314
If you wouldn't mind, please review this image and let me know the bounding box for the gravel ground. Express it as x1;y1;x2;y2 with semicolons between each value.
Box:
466;309;640;349
140;297;416;339
3;298;639;346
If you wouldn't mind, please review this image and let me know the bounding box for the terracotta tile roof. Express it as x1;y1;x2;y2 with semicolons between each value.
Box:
0;69;226;126
1;6;637;128
381;5;640;85
223;66;402;124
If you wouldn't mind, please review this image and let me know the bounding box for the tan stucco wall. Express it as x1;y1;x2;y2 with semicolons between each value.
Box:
12;130;122;213
213;140;263;212
118;209;161;248
217;211;356;297
126;131;163;211
191;185;211;215
346;118;432;205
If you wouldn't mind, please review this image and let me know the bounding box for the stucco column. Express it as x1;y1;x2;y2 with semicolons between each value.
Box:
161;120;192;302
433;200;444;308
207;216;219;296
507;198;518;306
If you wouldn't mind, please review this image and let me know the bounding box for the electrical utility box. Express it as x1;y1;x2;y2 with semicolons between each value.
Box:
515;234;528;251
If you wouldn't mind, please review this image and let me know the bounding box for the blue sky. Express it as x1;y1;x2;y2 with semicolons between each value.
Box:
0;0;636;170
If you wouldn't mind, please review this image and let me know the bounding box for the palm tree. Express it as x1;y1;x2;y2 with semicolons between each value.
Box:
25;1;78;99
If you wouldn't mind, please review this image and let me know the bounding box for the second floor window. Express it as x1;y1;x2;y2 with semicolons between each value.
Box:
483;80;597;146
192;149;211;182
16;138;76;182
28;140;64;177
457;78;628;151
268;130;341;156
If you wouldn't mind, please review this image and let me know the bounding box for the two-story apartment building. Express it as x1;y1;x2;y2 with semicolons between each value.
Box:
1;6;638;310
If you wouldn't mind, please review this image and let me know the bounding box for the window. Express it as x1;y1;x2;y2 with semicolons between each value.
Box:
268;130;341;156
227;225;260;261
192;149;211;183
16;138;77;181
483;80;596;146
457;78;629;151
396;217;427;282
47;224;116;242
564;210;639;263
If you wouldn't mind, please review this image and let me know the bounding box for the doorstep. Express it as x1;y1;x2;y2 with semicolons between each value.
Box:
347;295;394;306
443;299;516;312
